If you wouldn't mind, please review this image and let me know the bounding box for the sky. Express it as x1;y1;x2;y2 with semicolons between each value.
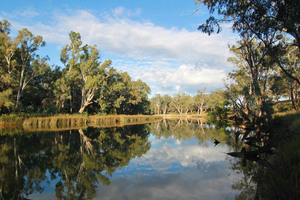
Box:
0;0;239;97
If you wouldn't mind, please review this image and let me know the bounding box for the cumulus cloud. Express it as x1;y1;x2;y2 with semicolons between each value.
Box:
13;8;233;66
46;10;232;67
117;60;226;95
1;7;237;95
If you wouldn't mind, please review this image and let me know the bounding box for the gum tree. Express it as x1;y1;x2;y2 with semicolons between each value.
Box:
59;31;113;113
15;28;49;109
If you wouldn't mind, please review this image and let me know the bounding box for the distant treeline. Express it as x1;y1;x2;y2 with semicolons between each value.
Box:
150;89;222;115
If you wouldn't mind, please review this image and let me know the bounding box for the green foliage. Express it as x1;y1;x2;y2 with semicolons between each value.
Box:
0;113;26;122
0;89;14;111
195;0;300;52
196;0;300;116
0;20;151;116
170;93;193;115
225;37;278;132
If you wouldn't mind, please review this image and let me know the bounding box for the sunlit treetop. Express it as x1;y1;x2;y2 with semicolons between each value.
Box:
195;0;300;48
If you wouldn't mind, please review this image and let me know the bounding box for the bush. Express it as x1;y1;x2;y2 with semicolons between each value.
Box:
43;103;57;114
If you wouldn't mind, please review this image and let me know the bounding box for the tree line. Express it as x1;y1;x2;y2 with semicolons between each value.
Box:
149;89;226;116
0;20;150;115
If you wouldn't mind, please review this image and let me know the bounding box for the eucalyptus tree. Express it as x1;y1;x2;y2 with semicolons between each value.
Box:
59;31;113;113
96;68;123;114
150;94;162;115
206;89;227;111
59;31;82;113
116;72;151;114
277;45;300;110
193;88;207;115
14;28;50;109
130;79;151;114
171;93;193;115
161;94;172;114
78;45;112;113
53;75;70;112
95;71;150;115
0;20;17;82
0;20;50;111
0;20;15;109
195;0;300;96
226;37;276;130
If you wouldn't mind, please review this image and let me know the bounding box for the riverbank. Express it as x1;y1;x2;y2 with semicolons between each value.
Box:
255;111;300;199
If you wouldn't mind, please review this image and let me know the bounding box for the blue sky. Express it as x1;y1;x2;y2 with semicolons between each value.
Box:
1;0;238;97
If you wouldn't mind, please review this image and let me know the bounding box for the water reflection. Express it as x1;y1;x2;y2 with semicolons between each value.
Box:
0;125;150;200
0;119;247;200
97;120;241;200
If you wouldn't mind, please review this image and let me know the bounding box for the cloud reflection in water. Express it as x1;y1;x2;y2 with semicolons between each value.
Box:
96;135;241;200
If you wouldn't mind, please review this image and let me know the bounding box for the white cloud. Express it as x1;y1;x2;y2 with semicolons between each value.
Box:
2;8;237;95
1;8;40;19
18;9;234;67
117;61;226;95
137;138;226;168
112;6;142;18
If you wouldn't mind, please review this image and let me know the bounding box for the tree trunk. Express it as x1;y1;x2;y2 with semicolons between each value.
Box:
79;88;95;113
163;105;168;115
78;105;87;114
199;102;204;115
16;65;25;108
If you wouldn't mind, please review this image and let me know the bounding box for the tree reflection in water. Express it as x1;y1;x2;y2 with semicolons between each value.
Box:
0;124;151;200
2;118;293;199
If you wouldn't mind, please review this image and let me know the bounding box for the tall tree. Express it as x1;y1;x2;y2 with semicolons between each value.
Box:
117;73;150;114
226;37;275;130
171;93;192;115
278;45;300;110
196;0;300;89
15;28;49;109
0;20;16;110
161;94;172;115
150;94;162;115
96;68;122;114
78;45;112;113
193;88;207;115
59;31;82;113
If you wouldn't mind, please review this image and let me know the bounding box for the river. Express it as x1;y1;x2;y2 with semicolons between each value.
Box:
0;118;250;200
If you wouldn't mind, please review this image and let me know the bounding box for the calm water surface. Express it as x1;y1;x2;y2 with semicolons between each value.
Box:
0;119;246;200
